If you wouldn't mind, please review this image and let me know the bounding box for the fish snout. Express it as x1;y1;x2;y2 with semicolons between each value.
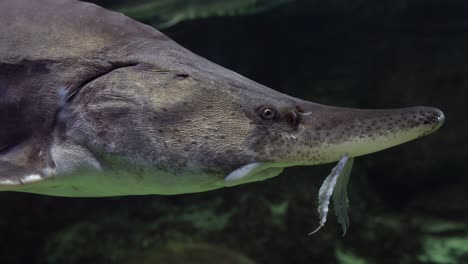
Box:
294;104;445;163
415;107;445;133
397;106;445;138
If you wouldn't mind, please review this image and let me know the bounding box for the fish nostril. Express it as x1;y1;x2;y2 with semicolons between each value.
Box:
295;105;305;113
285;110;302;127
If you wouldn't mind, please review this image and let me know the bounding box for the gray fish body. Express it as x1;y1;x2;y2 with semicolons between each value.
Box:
0;0;444;197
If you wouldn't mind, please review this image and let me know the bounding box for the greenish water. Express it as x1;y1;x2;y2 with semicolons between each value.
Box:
1;1;466;264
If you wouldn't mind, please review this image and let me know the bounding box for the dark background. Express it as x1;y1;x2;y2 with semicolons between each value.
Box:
1;0;467;263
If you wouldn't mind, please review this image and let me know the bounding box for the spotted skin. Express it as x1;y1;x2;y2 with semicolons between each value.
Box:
248;106;444;165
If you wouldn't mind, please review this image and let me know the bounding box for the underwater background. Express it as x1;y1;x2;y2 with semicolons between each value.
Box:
1;0;466;263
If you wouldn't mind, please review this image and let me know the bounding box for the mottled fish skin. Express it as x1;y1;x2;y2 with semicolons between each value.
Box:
0;0;444;197
247;105;445;165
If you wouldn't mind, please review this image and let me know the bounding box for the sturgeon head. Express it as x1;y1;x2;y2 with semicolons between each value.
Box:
221;90;445;181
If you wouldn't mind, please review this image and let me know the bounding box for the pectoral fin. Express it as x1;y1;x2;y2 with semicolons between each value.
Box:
225;162;264;181
224;162;284;187
309;154;354;235
0;161;45;186
0;140;53;186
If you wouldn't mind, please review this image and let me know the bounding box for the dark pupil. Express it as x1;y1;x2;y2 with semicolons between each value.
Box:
263;108;274;118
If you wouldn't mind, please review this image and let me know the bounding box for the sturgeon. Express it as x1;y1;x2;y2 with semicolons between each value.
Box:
0;0;444;234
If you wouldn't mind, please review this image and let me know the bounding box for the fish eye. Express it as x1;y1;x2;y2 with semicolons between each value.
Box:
258;106;277;120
